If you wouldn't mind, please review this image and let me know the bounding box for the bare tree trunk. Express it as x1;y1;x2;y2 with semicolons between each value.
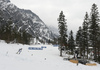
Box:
83;46;85;60
87;46;88;59
60;49;62;56
94;46;97;61
98;46;100;58
60;46;62;56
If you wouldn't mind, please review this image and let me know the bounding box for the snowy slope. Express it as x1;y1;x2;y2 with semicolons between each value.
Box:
0;41;100;70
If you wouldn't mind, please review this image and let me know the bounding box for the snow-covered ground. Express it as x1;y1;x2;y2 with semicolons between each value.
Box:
0;40;100;70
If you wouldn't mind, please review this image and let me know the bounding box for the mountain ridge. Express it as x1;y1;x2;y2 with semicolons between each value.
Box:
0;0;58;43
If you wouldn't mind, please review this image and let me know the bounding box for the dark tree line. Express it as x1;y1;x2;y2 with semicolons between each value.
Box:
0;11;32;44
76;12;89;59
58;4;100;63
76;3;100;62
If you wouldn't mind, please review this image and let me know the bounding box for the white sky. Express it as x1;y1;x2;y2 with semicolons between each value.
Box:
10;0;100;34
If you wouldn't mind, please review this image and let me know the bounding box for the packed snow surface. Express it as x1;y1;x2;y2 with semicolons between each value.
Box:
0;40;100;70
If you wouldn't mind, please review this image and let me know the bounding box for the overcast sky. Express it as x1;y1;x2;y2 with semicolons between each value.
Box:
10;0;100;34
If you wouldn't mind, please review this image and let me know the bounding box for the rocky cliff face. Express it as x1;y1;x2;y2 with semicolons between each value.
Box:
0;0;57;42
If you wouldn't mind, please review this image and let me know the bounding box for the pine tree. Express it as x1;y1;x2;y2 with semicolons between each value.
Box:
68;30;75;54
58;11;68;56
82;12;89;59
89;4;100;61
76;26;83;56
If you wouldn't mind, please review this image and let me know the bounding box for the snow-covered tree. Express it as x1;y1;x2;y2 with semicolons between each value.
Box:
58;11;68;56
89;3;100;61
82;12;89;59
